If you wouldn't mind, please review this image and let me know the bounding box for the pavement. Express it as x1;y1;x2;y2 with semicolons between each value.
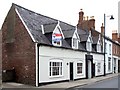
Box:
2;73;119;88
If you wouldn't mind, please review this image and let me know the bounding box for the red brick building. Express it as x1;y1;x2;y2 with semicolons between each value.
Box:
112;31;120;73
2;4;36;85
2;4;119;87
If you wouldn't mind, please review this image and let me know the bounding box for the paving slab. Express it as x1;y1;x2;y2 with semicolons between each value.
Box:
2;73;119;88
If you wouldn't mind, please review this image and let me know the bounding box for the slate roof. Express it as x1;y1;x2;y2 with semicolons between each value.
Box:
43;23;57;33
91;29;100;36
63;29;75;38
78;43;86;50
12;3;103;53
14;4;74;44
92;36;99;44
77;28;87;35
79;34;89;42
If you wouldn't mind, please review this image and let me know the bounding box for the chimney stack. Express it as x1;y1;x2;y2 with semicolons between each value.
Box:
118;36;120;43
77;9;84;27
112;30;118;41
77;10;95;31
89;16;95;30
101;23;104;35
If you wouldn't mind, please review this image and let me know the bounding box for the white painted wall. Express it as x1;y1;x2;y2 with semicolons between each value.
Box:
92;53;104;76
39;45;86;83
88;60;92;78
105;39;113;74
112;55;119;73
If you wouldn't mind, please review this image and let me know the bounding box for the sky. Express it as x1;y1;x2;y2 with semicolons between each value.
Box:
0;0;120;38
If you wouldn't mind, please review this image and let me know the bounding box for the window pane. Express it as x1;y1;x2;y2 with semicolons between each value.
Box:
77;63;82;74
73;38;77;48
50;61;63;76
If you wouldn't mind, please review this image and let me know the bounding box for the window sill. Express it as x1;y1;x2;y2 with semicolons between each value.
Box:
77;73;83;76
49;75;63;78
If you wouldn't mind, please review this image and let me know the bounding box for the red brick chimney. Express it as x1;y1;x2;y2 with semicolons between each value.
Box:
101;23;104;35
112;30;118;41
88;16;95;30
118;36;120;43
77;10;95;31
77;9;84;28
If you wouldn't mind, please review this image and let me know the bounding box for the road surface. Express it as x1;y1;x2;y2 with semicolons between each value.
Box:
67;75;119;90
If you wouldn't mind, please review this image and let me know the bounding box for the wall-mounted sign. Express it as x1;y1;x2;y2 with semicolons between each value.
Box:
52;33;62;42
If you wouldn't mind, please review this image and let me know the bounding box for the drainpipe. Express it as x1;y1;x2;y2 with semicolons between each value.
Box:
35;43;39;86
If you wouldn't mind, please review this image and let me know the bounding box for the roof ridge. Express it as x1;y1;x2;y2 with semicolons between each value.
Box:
13;3;75;28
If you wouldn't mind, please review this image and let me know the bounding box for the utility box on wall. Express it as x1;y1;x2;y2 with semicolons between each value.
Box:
2;69;15;82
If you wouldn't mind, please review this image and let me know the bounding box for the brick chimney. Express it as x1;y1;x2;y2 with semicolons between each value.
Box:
112;30;118;41
77;9;84;28
88;16;95;30
118;36;120;43
77;10;95;31
101;23;104;35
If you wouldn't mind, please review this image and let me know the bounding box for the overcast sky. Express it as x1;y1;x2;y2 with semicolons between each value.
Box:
0;0;120;38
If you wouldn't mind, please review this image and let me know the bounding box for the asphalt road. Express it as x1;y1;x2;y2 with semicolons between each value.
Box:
67;75;119;90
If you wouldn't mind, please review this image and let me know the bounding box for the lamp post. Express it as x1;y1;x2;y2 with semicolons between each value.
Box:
103;13;114;76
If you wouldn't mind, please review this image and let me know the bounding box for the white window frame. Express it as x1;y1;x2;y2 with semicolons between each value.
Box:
97;63;101;73
72;38;78;49
77;62;83;74
108;57;111;71
109;44;111;55
49;60;63;77
86;41;92;51
72;30;80;49
86;35;92;51
105;42;107;53
97;43;101;52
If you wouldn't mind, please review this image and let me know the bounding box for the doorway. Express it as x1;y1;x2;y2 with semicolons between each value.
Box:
88;60;92;78
92;64;95;77
118;60;120;73
85;54;93;79
70;62;73;80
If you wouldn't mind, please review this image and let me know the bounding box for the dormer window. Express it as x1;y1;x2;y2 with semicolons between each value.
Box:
97;40;101;52
86;37;92;51
72;38;78;49
52;21;64;46
72;30;79;49
97;34;101;53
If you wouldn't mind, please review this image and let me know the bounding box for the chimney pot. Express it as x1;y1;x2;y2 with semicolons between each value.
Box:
77;9;84;28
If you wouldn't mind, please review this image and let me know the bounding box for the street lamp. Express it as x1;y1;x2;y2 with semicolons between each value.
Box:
103;13;114;76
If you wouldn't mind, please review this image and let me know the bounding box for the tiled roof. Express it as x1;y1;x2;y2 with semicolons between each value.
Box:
13;3;103;53
63;29;75;38
92;36;99;44
43;23;57;33
79;34;89;42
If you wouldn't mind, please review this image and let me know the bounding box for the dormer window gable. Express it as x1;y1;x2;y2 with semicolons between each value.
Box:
97;34;102;52
72;28;80;49
87;34;93;43
52;21;64;46
86;34;92;51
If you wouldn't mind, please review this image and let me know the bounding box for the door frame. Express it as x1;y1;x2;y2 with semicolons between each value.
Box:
69;62;74;80
85;54;93;79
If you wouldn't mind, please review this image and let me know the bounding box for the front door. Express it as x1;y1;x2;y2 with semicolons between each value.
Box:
88;60;92;78
92;64;95;77
70;62;73;80
118;60;120;73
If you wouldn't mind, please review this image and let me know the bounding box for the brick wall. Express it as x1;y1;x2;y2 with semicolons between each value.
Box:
2;6;36;85
112;32;120;58
77;10;95;31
